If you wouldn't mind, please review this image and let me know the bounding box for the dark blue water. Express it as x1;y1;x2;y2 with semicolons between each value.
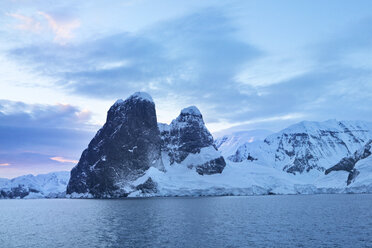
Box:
1;194;371;248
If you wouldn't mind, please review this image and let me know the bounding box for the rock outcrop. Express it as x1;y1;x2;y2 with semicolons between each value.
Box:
325;140;372;185
67;92;163;198
159;106;226;175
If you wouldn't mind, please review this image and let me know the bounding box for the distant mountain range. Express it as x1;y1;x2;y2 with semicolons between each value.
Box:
0;171;69;199
1;92;372;199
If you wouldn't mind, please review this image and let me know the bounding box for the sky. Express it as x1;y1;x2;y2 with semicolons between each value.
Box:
1;0;372;178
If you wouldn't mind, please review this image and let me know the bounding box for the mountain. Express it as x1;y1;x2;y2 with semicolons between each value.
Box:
128;120;372;197
228;120;372;174
67;92;225;198
3;91;372;199
0;171;69;199
214;129;273;158
67;92;164;198
159;106;225;175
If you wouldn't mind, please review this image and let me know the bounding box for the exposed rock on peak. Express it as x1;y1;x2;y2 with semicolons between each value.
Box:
67;92;162;198
113;92;153;107
160;106;226;175
325;140;372;185
126;91;154;103
180;106;202;117
67;93;225;198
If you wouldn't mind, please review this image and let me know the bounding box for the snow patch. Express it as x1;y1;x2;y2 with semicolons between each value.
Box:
181;146;221;168
181;106;201;116
127;92;154;103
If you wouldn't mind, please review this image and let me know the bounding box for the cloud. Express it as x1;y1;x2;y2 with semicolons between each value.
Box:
0;100;95;177
6;7;372;134
7;13;42;32
0;100;94;129
50;157;78;164
8;9;262;124
6;11;80;45
38;11;80;45
0;163;10;166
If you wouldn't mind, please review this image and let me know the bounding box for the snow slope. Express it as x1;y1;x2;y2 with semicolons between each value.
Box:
228;120;372;174
3;119;372;199
128;120;372;197
214;129;273;157
0;171;70;199
129;157;372;197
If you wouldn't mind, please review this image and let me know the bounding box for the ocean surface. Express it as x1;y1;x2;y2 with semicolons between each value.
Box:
1;194;371;248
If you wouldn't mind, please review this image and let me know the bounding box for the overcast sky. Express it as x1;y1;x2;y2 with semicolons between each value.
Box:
1;0;372;177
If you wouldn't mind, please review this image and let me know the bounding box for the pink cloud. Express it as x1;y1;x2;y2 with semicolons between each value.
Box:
0;163;11;166
38;11;80;45
7;11;80;45
50;157;78;164
75;109;92;122
7;13;42;32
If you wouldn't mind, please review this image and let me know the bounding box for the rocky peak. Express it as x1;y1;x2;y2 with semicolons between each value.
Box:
176;106;202;121
67;92;163;198
67;93;226;198
160;106;225;175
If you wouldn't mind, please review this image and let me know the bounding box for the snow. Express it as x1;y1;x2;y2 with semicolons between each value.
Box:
181;146;221;168
3;116;372;198
128;146;137;153
114;99;124;105
127;92;154;103
0;171;70;198
158;123;171;133
353;150;372;187
228;120;372;172
180;106;201;116
114;92;154;105
128;120;372;197
66;192;94;199
128;157;372;197
214;130;273;157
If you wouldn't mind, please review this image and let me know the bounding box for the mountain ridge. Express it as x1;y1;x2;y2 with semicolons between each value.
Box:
1;92;372;198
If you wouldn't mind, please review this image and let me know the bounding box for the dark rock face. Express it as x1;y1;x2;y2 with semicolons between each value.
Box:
228;151;257;162
159;106;226;175
136;177;158;194
325;140;372;185
67;93;163;198
195;157;226;175
67;95;226;198
160;107;214;164
0;186;39;199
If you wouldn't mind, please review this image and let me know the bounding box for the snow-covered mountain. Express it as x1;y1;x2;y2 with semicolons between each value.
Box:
214;129;273;157
228;120;372;174
67;92;225;198
129;121;372;197
0;171;69;199
67;92;164;198
159;106;225;175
